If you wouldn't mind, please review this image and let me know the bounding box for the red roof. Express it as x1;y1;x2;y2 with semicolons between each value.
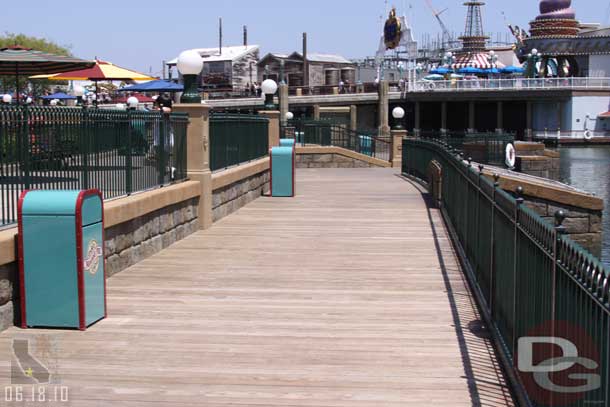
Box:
598;111;610;118
114;93;155;103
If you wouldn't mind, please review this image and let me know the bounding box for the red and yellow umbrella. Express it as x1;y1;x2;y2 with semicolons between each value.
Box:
30;59;154;81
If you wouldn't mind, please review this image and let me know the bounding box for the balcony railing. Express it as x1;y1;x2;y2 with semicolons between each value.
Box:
409;77;610;92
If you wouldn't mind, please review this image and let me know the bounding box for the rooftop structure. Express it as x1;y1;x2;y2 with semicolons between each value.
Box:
459;2;489;52
518;0;610;77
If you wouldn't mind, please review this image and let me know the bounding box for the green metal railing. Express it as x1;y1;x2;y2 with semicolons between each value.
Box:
282;119;391;161
209;113;269;171
0;106;188;228
403;138;609;407
419;131;515;167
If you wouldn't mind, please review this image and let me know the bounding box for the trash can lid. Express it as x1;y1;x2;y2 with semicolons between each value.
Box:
20;190;101;218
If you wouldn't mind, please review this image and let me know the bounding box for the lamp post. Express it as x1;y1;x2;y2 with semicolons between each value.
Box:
443;52;456;68
73;85;85;106
526;48;541;79
177;50;204;103
261;79;278;110
127;96;139;110
392;107;405;130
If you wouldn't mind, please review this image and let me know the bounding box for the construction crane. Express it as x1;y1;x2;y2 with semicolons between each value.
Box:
424;0;454;49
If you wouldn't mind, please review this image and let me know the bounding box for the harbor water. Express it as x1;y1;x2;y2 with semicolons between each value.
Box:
558;146;610;267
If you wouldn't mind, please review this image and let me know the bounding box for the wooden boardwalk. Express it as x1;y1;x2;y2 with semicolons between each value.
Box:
0;168;515;406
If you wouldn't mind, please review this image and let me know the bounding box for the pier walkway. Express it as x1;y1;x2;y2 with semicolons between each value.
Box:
0;168;515;406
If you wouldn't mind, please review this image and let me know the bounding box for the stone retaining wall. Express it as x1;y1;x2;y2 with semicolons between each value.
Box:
523;197;603;256
212;171;270;222
105;197;199;277
0;262;16;332
296;154;378;168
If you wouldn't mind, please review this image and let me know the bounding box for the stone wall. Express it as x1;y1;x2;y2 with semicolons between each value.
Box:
104;197;199;277
212;171;270;222
296;154;378;168
0;262;16;332
523;197;603;256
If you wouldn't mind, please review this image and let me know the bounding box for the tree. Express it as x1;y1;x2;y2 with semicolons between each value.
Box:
0;33;73;96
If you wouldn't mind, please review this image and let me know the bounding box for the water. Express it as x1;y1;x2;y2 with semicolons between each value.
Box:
558;146;610;267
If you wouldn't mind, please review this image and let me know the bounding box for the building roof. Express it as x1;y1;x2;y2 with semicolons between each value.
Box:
167;45;259;65
290;52;352;64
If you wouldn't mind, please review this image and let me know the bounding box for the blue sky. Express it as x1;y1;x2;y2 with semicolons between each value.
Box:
5;0;605;76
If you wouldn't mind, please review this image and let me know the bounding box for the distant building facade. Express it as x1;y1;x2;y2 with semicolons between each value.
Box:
167;45;259;90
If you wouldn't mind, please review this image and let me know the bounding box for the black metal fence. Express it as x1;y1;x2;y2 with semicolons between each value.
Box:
282;119;391;162
0;106;188;228
209;113;269;171
403;138;609;407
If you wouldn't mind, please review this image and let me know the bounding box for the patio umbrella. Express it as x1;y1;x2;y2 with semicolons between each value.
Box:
117;79;183;93
0;46;94;104
457;67;485;75
30;59;155;103
500;65;525;74
430;67;452;75
423;74;444;81
41;92;77;100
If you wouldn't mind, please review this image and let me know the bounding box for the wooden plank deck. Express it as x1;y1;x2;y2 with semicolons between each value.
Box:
0;168;515;406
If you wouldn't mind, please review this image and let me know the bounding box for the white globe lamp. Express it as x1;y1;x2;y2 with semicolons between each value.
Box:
261;79;278;109
177;50;203;103
3;94;12;104
115;103;126;110
285;111;294;121
73;85;85;97
25;97;32;104
50;99;58;106
392;107;405;130
127;96;139;109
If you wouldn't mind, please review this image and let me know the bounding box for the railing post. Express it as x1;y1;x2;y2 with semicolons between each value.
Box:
126;110;133;195
390;129;407;168
21;106;31;190
158;113;167;186
259;110;280;148
512;185;524;356
551;210;566;335
173;104;212;230
81;108;90;190
490;173;500;314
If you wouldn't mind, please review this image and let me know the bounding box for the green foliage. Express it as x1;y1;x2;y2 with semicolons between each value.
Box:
0;33;72;95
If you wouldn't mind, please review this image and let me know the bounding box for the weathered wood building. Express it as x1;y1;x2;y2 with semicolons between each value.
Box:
167;45;259;90
257;52;356;87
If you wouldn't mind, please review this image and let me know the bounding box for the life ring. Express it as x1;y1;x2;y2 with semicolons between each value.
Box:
583;130;593;140
505;143;516;168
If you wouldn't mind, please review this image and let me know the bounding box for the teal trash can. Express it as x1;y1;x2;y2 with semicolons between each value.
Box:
18;189;107;330
279;139;296;148
270;146;295;197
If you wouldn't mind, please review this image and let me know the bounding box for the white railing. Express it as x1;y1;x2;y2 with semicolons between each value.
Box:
409;77;610;92
532;130;610;140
